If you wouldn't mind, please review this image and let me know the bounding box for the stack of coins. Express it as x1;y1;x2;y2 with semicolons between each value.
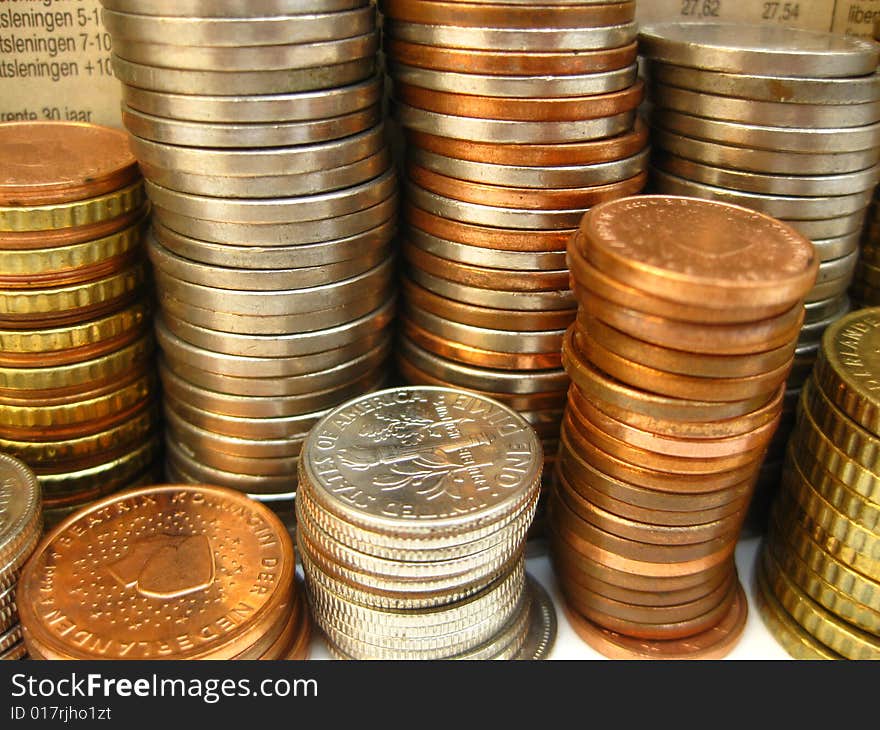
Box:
297;386;556;659
553;195;817;659
17;484;311;660
756;309;880;660
0;122;160;527
640;23;880;525
852;193;880;308
384;0;648;499
98;0;397;514
0;454;42;661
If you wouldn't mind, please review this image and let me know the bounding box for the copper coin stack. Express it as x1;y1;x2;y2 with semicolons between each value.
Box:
384;0;647;509
756;309;880;660
296;386;556;659
640;24;880;526
0;122;161;529
99;0;397;517
0;454;42;661
552;195;818;659
17;484;310;660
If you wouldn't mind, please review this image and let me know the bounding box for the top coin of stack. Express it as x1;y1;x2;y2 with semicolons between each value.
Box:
297;386;556;659
553;195;817;659
17;484;310;660
756;308;880;660
0;122;161;525
0;454;42;661
384;0;648;516
98;0;397;514
640;24;880;524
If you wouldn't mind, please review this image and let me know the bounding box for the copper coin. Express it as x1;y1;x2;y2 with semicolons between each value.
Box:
0;123;139;206
405;118;648;167
385;38;637;76
584;315;797;379
405;202;571;252
562;580;747;659
567;383;780;458
0;208;146;250
395;81;644;122
409;163;647;209
580;195;819;309
403;277;575;332
380;0;635;27
579;294;805;356
401;317;563;371
576;325;792;402
404;243;568;292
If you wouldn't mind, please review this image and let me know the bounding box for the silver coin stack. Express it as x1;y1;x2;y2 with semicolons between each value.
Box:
296;386;556;659
383;0;647;502
98;0;397;516
640;23;880;527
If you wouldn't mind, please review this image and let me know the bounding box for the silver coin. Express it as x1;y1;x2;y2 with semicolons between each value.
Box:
161;295;395;357
384;20;637;52
148;233;389;290
395;102;636;144
156;315;390;378
122;75;382;123
153;192;397;245
650;168;873;220
146;168;395;223
787;211;866;239
112;55;375;95
811;232;861;263
389;61;637;98
410;147;648;190
0;455;41;570
112;32;378;71
648;63;880;105
153;217;395;269
155;256;393;315
797;297;850;346
650;83;880;129
515;575;556;659
399;338;568;394
123;105;380;148
653;152;880;196
163;337;390;396
129;124;385;174
650;126;880;175
406;182;588;230
406;226;566;270
165;440;296;494
406;304;565;355
653;109;880;154
102;7;375;46
804;294;850;324
806;277;853;303
159;358;386;418
815;249;859;284
639;23;879;78
410;265;576;311
166;433;301;477
100;0;367;16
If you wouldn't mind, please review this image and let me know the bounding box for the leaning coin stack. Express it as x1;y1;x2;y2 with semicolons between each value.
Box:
99;0;397;514
0;454;42;661
385;0;648;499
18;484;311;660
553;195;818;659
640;24;880;528
297;386;556;659
0;122;161;528
756;309;880;660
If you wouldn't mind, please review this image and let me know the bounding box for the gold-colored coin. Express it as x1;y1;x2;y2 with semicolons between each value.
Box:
0;181;145;233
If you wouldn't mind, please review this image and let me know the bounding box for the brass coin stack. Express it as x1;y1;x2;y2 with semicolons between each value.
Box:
756;309;880;660
385;0;648;503
640;24;880;525
0;454;42;661
553;195;818;659
0;122;160;528
297;386;556;659
18;484;310;660
99;0;397;513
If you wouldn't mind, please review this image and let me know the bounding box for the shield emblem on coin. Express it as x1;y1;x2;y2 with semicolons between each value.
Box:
107;534;215;599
